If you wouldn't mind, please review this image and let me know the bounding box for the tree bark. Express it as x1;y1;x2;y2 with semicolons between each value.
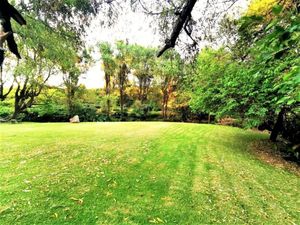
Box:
120;88;124;113
118;63;128;120
12;106;20;119
157;0;198;57
270;108;286;142
162;88;170;120
0;67;14;101
12;68;51;119
104;73;112;117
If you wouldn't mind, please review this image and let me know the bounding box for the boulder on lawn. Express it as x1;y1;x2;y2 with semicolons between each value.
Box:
69;115;80;123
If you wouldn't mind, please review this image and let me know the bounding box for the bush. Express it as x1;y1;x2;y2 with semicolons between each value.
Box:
131;100;153;120
73;104;97;122
280;109;300;160
25;103;68;122
0;101;13;118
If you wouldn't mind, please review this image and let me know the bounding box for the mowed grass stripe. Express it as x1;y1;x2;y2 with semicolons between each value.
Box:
0;122;299;225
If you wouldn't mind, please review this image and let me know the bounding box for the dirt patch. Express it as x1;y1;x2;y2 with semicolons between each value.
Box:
250;140;300;176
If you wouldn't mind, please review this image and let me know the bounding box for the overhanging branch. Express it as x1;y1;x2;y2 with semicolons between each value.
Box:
157;0;197;57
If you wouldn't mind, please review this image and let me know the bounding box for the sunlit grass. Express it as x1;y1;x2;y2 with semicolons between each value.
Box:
0;122;299;224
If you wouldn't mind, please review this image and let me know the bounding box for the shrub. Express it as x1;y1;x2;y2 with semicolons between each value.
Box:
25;103;68;122
0;101;13;118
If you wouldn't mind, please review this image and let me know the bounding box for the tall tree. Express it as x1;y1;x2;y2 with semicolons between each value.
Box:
155;50;183;119
189;1;300;146
63;70;80;117
11;15;79;119
130;45;155;103
115;41;131;118
99;42;116;117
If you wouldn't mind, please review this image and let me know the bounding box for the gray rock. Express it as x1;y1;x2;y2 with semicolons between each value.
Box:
69;115;80;123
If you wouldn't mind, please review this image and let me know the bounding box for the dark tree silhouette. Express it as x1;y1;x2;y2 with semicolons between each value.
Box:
0;0;26;66
157;0;197;57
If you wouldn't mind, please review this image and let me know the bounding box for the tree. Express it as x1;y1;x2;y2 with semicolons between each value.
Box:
0;0;26;66
0;1;26;101
156;0;197;57
0;62;14;101
12;56;54;119
99;42;116;117
63;50;91;117
189;48;235;120
155;50;183;119
115;41;131;119
63;70;80;117
10;15;79;119
189;1;299;147
16;0;248;57
130;45;156;103
251;3;300;142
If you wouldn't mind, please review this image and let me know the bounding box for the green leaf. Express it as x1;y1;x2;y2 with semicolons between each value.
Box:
272;5;283;15
287;99;295;105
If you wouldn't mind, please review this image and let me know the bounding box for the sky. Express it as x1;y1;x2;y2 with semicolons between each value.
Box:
49;0;249;89
48;7;160;89
79;9;161;89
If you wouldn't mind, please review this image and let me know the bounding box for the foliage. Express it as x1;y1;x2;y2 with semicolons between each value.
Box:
3;14;80;119
0;101;13;118
99;95;118;116
131;100;153;120
130;45;156;102
154;50;184;119
99;42;117;117
26;103;68;122
246;0;294;18
187;1;299;159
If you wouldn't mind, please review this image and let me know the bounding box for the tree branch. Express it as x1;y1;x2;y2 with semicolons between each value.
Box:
157;0;198;57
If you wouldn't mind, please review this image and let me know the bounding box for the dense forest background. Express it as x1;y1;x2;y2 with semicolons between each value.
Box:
0;0;299;158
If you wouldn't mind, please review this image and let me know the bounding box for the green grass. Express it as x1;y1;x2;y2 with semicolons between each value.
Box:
0;122;299;225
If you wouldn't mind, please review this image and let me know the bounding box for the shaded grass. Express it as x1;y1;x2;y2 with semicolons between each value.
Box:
0;122;299;224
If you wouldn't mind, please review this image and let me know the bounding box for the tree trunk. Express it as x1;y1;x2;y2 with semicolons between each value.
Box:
162;90;167;119
270;108;286;142
118;63;128;120
120;87;124;120
11;84;21;119
162;90;169;120
67;87;75;116
105;74;110;96
12;109;20;119
105;73;111;117
106;98;111;117
164;95;169;120
12;95;22;120
138;79;143;101
0;67;13;101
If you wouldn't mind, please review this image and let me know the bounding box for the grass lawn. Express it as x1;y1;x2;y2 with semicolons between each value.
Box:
0;122;299;224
